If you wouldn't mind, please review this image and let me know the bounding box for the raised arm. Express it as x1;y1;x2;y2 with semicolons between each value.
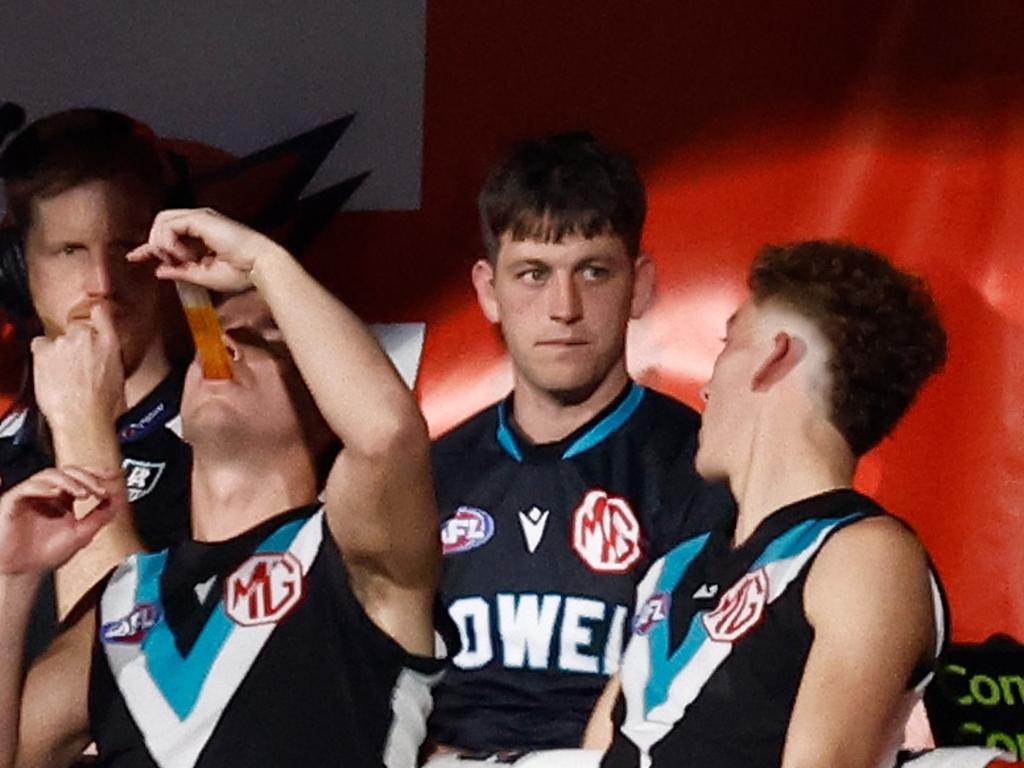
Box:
33;304;143;618
128;209;438;653
781;516;936;768
0;467;116;768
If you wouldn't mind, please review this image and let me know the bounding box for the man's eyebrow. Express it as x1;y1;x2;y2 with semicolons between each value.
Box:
577;254;616;266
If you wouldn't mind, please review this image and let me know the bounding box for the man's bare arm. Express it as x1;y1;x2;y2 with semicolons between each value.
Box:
0;468;114;768
781;516;936;768
13;609;94;767
582;673;621;749
129;209;439;654
34;303;142;618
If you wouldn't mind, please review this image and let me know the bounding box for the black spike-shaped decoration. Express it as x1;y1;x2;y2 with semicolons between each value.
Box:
188;114;356;232
268;170;370;256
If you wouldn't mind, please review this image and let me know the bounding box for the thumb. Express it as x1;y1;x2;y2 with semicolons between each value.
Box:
70;498;116;544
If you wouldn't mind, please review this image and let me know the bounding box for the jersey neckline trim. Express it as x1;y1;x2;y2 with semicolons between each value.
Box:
116;366;187;444
495;382;646;462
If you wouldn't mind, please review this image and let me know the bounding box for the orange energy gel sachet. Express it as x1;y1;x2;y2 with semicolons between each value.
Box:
175;282;233;379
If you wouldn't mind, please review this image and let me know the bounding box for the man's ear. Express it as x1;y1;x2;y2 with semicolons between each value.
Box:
471;258;500;323
630;254;655;319
751;332;806;391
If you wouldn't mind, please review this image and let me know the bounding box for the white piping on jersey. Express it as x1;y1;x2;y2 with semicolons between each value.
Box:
0;407;27;439
101;510;325;768
384;666;446;768
919;571;946;693
164;413;184;439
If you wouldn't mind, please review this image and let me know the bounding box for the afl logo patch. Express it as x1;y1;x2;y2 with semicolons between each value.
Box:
633;591;670;636
101;602;161;644
571;489;642;573
702;568;769;643
440;506;494;555
224;552;305;626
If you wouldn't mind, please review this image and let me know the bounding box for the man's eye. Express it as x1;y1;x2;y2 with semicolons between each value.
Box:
60;245;81;256
519;268;546;283
582;266;609;280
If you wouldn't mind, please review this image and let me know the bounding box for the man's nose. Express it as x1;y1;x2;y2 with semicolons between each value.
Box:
84;251;114;297
548;273;582;323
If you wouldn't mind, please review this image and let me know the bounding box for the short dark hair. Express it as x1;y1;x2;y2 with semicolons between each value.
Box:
0;108;180;230
478;131;646;260
749;240;947;456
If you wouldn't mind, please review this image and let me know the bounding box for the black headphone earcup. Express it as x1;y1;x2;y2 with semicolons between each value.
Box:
165;150;195;208
0;229;33;321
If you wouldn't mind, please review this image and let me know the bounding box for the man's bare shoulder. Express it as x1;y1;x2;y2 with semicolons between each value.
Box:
806;513;932;627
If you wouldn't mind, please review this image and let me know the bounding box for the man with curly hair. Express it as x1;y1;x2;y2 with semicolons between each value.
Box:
596;241;949;768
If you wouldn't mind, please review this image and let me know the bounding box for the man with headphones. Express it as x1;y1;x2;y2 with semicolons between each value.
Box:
0;109;192;654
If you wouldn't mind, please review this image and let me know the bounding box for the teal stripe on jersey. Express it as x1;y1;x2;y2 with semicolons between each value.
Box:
751;513;863;571
644;532;710;713
494;383;646;462
139;516;308;720
563;384;646;459
495;401;523;462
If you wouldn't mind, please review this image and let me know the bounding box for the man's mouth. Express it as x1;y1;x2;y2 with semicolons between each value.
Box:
537;338;588;347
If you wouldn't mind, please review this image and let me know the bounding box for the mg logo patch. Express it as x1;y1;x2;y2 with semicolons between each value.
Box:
633;591;670;636
122;458;166;503
224;552;305;626
101;602;161;644
440;506;494;555
571;489;642;573
702;568;769;643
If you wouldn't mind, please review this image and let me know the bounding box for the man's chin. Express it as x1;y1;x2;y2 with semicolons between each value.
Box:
528;364;623;407
543;380;604;407
694;453;727;482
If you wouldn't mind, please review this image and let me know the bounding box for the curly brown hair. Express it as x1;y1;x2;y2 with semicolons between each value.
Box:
749;241;947;456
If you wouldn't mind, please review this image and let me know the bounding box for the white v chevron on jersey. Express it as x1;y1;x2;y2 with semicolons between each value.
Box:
618;515;864;760
518;507;550;554
100;510;325;768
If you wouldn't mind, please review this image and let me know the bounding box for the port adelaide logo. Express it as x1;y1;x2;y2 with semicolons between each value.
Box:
441;506;495;555
121;458;166;503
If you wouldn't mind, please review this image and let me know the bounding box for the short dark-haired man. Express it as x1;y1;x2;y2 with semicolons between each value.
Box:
0;209;448;767
600;241;949;768
0;109;192;632
428;132;730;756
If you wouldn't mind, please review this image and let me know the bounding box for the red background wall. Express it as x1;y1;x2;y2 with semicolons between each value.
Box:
4;1;1023;642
